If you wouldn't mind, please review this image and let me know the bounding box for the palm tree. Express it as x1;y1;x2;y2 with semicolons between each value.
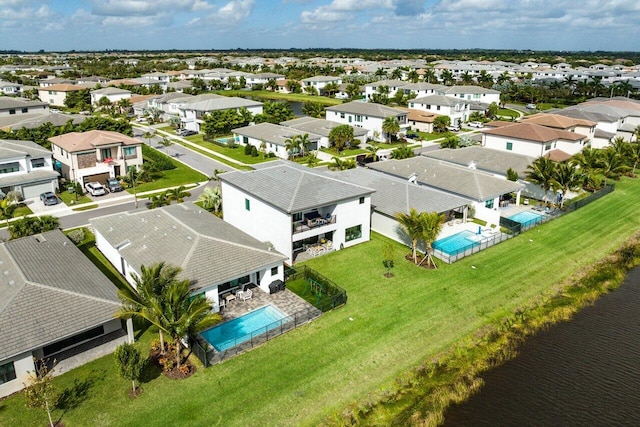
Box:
302;102;324;118
390;145;414;160
345;83;361;100
285;135;301;159
118;98;132;116
600;147;630;180
440;69;454;86
148;193;170;209
116;262;182;354
420;212;445;268
198;186;222;213
395;208;424;264
142;130;155;145
551;161;584;208
305;151;320;167
158;136;174;156
328;156;356;171
166;186;191;204
625;142;640;175
298;133;313;156
382;116;400;143
525;157;557;200
365;145;380;162
160;278;221;368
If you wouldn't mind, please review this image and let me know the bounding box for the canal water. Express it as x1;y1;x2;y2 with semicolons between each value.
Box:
443;266;640;426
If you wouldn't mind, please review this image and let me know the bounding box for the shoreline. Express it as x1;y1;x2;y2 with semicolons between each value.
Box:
334;232;640;426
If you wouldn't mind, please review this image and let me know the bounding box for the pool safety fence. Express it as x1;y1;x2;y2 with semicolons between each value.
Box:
202;134;238;148
285;265;348;312
195;305;321;366
432;231;512;264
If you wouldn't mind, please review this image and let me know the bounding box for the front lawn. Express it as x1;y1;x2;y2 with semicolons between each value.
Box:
131;146;207;193
3;178;640;426
320;147;368;157
58;190;93;206
416;131;445;141
182;134;276;165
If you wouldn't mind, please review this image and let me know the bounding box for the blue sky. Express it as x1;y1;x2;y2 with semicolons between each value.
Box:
1;1;638;52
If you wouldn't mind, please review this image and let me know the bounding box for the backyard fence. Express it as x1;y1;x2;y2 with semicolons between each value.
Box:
565;184;615;211
193;306;321;366
432;231;512;264
285;265;348;312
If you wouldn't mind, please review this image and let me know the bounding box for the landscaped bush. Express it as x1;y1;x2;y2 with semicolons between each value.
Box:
244;144;252;155
251;146;259;157
67;229;85;244
142;145;176;171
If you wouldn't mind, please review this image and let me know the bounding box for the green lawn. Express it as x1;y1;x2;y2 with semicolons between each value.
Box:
3;178;640;426
58;191;93;206
320;147;368;157
182;134;276;165
132;148;207;193
416;131;445;141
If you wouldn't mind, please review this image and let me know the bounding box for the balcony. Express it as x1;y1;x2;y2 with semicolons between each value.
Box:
292;211;337;235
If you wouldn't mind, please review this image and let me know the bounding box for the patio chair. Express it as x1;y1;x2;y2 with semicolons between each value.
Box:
238;289;253;301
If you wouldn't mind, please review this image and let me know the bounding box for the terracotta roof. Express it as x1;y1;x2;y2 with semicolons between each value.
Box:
407;109;441;123
49;130;140;152
522;113;595;129
544;149;572;162
38;84;84;92
130;94;156;104
483;122;586;143
484;120;516;128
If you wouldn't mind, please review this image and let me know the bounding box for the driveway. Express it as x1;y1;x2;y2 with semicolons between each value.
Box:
26;196;66;215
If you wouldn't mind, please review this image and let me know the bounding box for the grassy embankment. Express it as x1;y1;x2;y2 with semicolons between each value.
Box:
2;178;640;426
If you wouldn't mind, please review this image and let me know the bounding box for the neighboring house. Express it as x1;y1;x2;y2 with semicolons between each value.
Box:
399;82;445;98
90;87;132;106
406;109;442;133
147;93;194;120
368;156;524;226
300;76;342;95
335;167;470;251
0;111;86;132
0;81;21;96
38;77;75;88
551;108;619;149
232;123;321;159
75;76;108;86
280;117;368;149
435;85;501;105
0;97;48;117
363;79;406;101
0;139;59;198
0;229;128;399
522;113;596;142
91;202;287;312
49;130;142;185
408;95;470;125
37;84;86;107
325;101;409;142
219;162;374;264
166;80;193;93
179;96;263;133
246;73;285;88
482;122;588;157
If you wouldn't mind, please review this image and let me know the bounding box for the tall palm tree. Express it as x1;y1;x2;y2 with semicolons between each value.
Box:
298;133;312;156
420;211;445;268
525;157;557;200
166;186;191;204
158;136;174;156
161;279;221;368
382;116;400;143
198;186;222;213
142;130;155;145
625;142;640;176
551;161;584;208
600;147;630;180
284;135;301;159
365;145;380;162
116;262;182;354
395;208;424;264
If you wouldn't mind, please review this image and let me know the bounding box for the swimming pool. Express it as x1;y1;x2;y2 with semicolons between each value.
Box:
201;305;288;352
433;230;482;255
215;137;237;145
508;211;544;226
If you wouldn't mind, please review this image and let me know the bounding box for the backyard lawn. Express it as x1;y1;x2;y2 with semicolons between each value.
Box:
3;178;640;426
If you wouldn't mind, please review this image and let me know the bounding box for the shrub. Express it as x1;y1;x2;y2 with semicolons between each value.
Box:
251;146;259;157
67;229;85;244
5;190;24;204
142;145;176;171
244;144;252;155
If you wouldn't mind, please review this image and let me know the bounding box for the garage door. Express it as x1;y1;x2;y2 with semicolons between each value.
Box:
83;173;110;186
22;181;54;199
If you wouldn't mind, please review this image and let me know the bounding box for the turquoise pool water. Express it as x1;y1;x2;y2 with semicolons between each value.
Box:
433;230;482;255
201;305;287;351
508;211;544;225
215;137;236;145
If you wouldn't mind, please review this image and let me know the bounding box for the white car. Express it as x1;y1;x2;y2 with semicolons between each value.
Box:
468;121;484;128
85;181;107;196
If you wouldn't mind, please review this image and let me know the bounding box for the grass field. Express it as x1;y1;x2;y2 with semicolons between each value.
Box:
132;147;208;193
182;134;276;165
3;178;640;426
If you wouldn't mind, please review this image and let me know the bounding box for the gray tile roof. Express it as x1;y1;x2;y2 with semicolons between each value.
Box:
219;161;375;213
90;203;286;292
423;146;535;179
280;117;368;138
0;230;120;360
232;123;321;147
91;87;131;95
325;101;407;118
368;157;523;202
179;96;262;113
336;168;470;217
439;85;501;95
410;94;467;106
0;169;59;187
0;139;52;159
0;112;87;131
0;97;48;110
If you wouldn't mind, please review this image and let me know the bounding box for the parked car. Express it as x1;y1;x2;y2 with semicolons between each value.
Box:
446;125;460;132
526;103;537;109
468;121;484;128
85;182;107;196
105;178;123;192
39;192;59;206
178;129;197;137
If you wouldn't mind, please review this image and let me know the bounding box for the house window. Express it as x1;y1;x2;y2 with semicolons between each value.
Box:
101;148;112;159
292;212;303;222
348;116;352;123
31;158;45;168
340;112;345;119
243;136;248;144
544;143;552;151
359;196;365;204
0;361;17;385
9;109;15;115
124;146;136;156
21;108;28;113
506;142;513;151
271;266;278;276
345;225;362;242
0;162;19;174
485;199;494;209
426;104;431;109
245;198;250;211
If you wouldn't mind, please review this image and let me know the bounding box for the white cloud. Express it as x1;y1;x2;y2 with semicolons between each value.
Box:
191;0;255;27
90;0;209;16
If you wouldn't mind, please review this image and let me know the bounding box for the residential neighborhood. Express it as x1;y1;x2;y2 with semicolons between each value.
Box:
0;47;640;426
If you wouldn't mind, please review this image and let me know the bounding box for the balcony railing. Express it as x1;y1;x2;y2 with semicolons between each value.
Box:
292;214;336;234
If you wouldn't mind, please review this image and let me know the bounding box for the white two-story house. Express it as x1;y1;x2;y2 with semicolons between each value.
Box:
179;96;263;133
325;101;409;142
0;139;59;198
232;122;321;159
49;130;142;185
220;162;374;264
408;95;470;126
300;76;342;95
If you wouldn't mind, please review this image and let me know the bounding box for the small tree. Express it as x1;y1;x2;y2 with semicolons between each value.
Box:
382;243;395;278
506;168;519;181
114;343;146;395
23;358;58;427
158;137;174;157
433;116;451;133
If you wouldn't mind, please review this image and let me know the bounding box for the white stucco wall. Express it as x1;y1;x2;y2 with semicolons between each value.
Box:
0;352;34;399
483;134;551;157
